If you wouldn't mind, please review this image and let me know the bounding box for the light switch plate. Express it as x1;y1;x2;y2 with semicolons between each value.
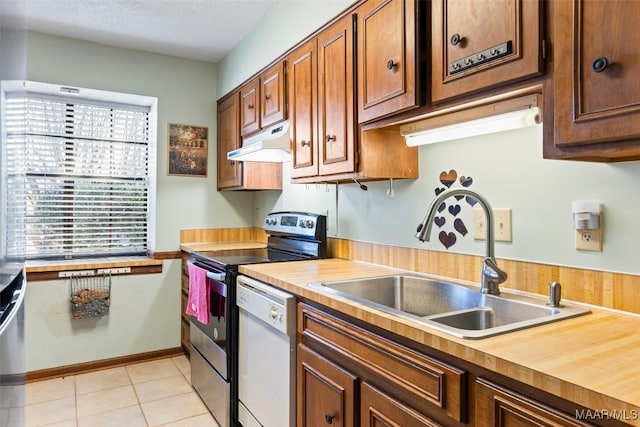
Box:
474;208;512;242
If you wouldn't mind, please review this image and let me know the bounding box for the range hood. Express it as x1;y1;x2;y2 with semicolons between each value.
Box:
227;121;291;162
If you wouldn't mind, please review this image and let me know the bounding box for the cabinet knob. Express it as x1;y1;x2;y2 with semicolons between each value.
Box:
450;33;463;46
300;140;310;147
264;94;271;101
591;57;609;73
247;104;254;110
325;413;334;424
386;59;397;71
229;160;235;166
326;135;336;142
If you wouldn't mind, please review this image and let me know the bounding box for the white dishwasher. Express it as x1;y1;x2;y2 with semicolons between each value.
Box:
236;275;296;427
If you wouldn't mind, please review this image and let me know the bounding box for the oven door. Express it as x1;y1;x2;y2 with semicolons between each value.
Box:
189;267;229;379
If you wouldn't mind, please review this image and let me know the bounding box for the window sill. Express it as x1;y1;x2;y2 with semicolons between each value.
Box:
26;256;164;281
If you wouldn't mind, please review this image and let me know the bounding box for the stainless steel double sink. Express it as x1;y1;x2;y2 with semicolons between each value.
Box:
308;275;590;339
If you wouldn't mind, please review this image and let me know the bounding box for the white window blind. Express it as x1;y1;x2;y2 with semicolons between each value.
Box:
5;91;152;259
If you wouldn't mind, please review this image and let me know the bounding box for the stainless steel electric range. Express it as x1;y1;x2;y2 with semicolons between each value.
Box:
187;211;327;427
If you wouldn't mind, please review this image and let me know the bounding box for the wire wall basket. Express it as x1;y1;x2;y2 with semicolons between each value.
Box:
70;273;111;319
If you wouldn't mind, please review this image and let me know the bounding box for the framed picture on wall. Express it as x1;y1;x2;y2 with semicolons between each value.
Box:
168;123;208;177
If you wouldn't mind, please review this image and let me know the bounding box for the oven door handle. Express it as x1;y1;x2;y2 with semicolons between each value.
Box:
206;271;226;282
188;260;226;282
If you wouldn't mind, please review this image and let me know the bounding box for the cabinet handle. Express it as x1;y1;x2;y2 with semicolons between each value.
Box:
325;413;334;424
247;104;254;110
450;33;463;46
326;135;336;142
386;59;397;71
300;140;310;147
591;57;609;73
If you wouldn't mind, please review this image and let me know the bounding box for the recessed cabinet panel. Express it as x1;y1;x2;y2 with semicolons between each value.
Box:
289;40;319;178
317;14;356;176
431;0;543;102
240;80;260;136
217;93;242;189
260;61;286;129
476;378;595;427
361;382;442;427
358;0;420;123
552;0;640;149
297;344;357;427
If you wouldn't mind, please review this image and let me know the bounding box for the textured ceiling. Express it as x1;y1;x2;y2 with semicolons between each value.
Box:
1;0;280;62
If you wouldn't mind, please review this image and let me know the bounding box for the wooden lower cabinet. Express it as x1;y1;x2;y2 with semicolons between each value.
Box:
180;254;190;355
361;381;442;427
475;378;595;427
298;344;357;427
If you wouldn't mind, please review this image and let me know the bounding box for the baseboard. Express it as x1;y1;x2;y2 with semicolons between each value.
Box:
26;347;185;383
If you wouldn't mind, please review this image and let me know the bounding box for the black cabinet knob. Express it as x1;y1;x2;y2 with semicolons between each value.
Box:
300;140;310;147
264;94;271;101
591;57;609;73
326;135;336;142
247;104;254;110
450;33;462;46
325;413;334;424
386;59;397;70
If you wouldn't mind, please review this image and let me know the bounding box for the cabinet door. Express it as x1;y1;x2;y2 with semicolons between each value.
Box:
431;0;543;102
297;344;357;427
317;13;356;176
260;61;286;129
289;39;319;178
357;0;421;123
217;93;242;189
552;0;640;150
361;382;442;427
240;79;260;136
476;378;595;427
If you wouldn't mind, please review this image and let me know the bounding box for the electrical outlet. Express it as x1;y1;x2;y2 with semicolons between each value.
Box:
474;208;512;242
575;229;603;251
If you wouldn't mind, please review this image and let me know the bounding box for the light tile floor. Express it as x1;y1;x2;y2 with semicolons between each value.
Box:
22;355;219;427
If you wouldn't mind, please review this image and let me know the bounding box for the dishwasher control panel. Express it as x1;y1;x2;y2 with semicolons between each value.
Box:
237;275;295;336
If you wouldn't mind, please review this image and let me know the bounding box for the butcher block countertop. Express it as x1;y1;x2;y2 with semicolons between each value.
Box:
239;258;640;423
180;241;267;252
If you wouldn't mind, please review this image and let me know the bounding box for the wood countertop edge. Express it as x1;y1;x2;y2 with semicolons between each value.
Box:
26;256;163;273
238;258;640;419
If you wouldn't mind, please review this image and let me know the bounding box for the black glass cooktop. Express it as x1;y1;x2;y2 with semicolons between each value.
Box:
192;248;312;268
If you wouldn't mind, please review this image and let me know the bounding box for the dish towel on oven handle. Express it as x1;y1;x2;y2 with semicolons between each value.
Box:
186;262;210;325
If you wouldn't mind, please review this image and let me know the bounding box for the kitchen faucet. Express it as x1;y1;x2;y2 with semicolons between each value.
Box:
416;188;507;295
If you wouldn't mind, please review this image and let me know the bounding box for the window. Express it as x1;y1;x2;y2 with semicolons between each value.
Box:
3;82;157;259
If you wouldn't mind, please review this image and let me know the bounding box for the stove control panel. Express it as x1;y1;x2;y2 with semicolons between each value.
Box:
264;211;327;240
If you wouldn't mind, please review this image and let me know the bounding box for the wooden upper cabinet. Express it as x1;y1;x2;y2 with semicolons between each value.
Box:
217;92;283;191
547;0;640;160
431;0;543;103
260;61;286;129
288;39;319;178
317;13;357;176
239;79;259;136
240;61;286;137
357;0;423;123
217;93;242;189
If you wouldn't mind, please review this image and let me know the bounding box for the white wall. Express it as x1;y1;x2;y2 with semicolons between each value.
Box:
222;2;640;277
23;32;255;370
217;0;355;96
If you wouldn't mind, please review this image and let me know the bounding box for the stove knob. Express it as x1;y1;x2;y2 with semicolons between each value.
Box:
306;220;314;228
265;218;270;225
299;219;306;228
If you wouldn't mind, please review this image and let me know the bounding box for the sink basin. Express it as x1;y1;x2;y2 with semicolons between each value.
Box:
308;275;590;339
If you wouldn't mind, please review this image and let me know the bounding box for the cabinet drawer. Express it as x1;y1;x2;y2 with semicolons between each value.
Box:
476;378;595;426
298;303;467;423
